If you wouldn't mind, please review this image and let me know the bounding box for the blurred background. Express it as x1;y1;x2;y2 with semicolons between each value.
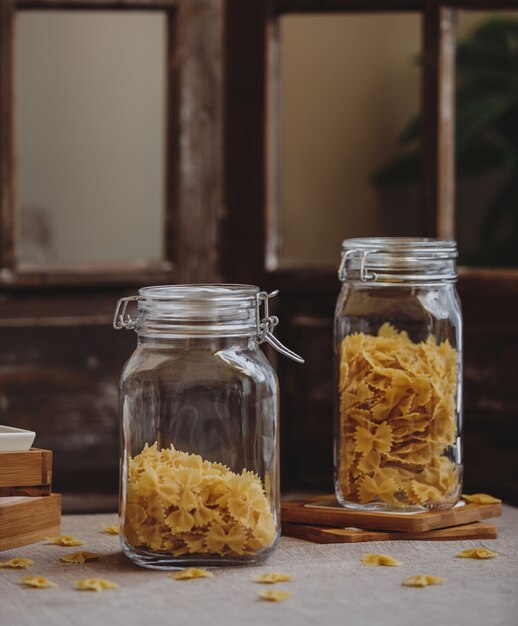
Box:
1;2;517;511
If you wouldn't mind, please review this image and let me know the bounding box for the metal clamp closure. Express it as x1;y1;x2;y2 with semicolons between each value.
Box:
255;291;304;363
113;295;140;330
338;249;378;283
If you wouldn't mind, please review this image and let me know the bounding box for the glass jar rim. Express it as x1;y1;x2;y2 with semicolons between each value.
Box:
341;237;457;257
339;237;458;284
139;284;259;303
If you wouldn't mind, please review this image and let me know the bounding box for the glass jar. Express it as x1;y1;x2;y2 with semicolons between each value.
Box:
334;238;462;512
113;284;302;569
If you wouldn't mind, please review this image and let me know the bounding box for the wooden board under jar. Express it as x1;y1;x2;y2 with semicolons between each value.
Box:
281;495;502;533
282;521;498;543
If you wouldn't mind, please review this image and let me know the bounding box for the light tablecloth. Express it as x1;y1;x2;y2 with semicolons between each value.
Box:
1;506;517;626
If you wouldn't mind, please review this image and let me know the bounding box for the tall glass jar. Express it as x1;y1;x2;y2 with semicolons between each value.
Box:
113;284;302;569
334;238;462;512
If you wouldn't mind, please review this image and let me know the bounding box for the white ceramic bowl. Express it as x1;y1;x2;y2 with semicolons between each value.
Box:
0;425;36;452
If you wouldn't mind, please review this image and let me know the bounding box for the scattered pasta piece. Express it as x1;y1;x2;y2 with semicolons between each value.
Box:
19;576;56;589
456;548;498;560
254;572;293;584
168;568;214;580
258;589;291;602
101;524;120;535
361;553;402;567
402;575;446;587
60;552;100;565
124;443;276;557
462;493;502;505
338;324;460;508
0;558;33;569
45;535;85;547
75;578;119;592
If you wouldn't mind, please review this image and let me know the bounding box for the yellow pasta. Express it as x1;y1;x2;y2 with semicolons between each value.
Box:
124;443;276;558
402;575;446;587
168;568;214;580
45;535;85;547
258;589;291;602
100;525;120;535
361;553;402;567
338;323;460;508
462;493;502;505
19;576;56;588
0;558;33;569
75;578;119;591
456;548;498;559
254;573;293;584
60;552;100;565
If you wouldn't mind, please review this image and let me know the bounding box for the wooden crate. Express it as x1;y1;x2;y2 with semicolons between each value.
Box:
0;448;52;496
0;494;61;551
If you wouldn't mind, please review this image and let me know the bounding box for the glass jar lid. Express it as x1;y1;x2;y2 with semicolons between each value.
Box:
113;284;304;362
339;237;458;284
137;284;259;337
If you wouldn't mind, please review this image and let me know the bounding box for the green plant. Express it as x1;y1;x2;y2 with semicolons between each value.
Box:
373;18;518;266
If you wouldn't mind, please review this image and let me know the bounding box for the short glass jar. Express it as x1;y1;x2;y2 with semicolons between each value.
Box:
113;284;302;569
334;238;462;512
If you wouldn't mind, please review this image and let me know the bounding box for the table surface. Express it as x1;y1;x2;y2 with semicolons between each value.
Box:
1;506;517;626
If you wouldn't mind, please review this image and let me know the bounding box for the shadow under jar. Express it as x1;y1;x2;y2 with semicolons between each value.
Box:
334;238;463;512
114;284;302;569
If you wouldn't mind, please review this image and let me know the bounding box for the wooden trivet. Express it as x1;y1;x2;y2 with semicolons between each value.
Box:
281;495;502;533
0;448;52;497
282;521;497;543
0;494;61;551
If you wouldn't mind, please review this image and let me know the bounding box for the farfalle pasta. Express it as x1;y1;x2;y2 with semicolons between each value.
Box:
338;323;460;508
124;443;276;558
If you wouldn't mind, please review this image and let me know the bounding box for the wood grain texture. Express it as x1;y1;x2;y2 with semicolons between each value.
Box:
0;448;52;489
282;521;498;543
421;2;457;238
281;496;502;532
173;0;224;283
0;493;61;551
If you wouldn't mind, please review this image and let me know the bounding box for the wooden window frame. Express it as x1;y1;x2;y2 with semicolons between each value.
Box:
0;0;224;289
224;0;518;291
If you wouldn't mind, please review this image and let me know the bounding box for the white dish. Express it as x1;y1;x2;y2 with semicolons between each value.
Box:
0;425;36;452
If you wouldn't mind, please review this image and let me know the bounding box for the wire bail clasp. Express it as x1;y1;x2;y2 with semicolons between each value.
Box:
338;249;378;282
255;291;304;363
113;295;141;330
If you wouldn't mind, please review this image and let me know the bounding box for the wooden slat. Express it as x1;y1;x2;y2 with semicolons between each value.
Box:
222;0;269;285
265;15;282;272
0;0;15;271
165;9;180;264
421;2;457;238
16;0;178;9
173;0;224;283
275;0;422;13
282;521;498;543
0;262;174;289
443;0;518;8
